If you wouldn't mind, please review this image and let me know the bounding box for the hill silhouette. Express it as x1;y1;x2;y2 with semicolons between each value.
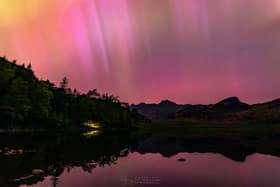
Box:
234;98;280;123
131;100;190;119
176;97;250;120
133;96;280;123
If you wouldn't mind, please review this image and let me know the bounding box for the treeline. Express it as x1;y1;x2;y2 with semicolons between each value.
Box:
0;57;139;129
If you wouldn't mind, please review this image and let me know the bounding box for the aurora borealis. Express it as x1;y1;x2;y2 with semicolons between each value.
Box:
1;0;280;104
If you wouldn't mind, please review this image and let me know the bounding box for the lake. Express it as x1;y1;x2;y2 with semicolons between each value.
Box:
1;131;280;187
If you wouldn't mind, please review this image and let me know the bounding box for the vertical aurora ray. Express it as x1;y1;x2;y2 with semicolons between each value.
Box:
1;0;280;104
85;0;110;72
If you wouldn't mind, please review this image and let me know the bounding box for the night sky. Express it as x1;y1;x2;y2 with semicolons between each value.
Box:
1;0;280;104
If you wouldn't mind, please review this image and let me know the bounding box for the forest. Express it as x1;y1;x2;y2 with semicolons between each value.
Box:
0;57;140;129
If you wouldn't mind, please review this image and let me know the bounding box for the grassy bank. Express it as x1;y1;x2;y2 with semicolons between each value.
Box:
138;120;280;137
136;120;280;156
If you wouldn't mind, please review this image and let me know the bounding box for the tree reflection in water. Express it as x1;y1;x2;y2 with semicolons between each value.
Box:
1;130;280;187
0;131;135;187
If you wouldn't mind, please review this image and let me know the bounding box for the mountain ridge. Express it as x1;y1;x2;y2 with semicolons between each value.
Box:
132;96;280;123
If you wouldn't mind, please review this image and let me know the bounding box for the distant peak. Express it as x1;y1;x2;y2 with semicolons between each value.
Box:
220;97;240;103
159;100;177;105
215;97;249;107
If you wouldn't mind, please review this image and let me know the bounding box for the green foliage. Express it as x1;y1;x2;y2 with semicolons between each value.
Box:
30;82;53;120
6;77;31;121
0;57;139;129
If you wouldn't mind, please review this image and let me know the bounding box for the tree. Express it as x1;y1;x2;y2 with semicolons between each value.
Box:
0;62;15;94
101;93;120;103
60;77;69;90
27;64;32;70
0;57;138;129
87;89;100;99
2;77;31;122
30;81;53;121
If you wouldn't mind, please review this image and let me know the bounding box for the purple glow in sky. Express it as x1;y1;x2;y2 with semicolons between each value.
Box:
1;0;280;104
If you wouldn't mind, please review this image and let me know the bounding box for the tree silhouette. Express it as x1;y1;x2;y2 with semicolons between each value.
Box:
87;89;100;99
0;57;140;128
60;77;69;90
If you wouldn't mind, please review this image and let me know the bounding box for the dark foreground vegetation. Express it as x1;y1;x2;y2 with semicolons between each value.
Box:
0;57;140;130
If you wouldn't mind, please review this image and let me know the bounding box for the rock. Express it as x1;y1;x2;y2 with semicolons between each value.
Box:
178;158;186;162
13;175;34;183
13;169;44;183
13;178;21;183
32;169;44;175
4;150;13;156
20;175;34;181
120;148;129;157
3;149;24;156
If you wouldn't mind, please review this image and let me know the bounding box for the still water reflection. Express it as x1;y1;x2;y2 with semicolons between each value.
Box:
0;132;279;187
23;153;280;187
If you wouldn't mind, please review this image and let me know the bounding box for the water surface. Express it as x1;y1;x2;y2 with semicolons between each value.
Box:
23;152;280;187
1;132;279;187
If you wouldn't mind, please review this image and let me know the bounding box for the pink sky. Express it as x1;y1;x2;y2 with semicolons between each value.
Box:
1;0;280;104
